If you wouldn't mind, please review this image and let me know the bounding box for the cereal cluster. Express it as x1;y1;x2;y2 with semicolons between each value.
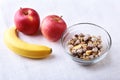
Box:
67;33;103;60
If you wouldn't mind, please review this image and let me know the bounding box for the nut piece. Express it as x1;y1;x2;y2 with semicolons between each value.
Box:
89;55;94;59
86;50;92;56
91;36;97;42
92;47;98;52
79;33;85;37
86;46;93;50
74;40;80;45
68;45;73;49
68;39;74;45
84;34;91;41
88;41;94;47
72;44;82;50
84;56;90;60
74;34;79;38
98;44;102;49
76;49;83;54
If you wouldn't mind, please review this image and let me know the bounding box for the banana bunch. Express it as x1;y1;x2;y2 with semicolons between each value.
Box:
4;27;52;58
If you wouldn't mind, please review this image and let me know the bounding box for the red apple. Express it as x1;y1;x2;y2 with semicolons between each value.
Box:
14;8;40;35
41;15;67;42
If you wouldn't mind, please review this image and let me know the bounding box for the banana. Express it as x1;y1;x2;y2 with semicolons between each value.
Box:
4;27;52;58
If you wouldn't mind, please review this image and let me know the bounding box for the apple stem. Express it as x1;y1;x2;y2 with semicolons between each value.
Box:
23;11;28;15
20;7;22;10
20;7;28;15
60;16;63;18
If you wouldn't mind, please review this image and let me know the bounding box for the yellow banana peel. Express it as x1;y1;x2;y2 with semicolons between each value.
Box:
4;27;52;58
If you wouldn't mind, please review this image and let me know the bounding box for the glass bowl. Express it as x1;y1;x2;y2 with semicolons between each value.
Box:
61;23;112;65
